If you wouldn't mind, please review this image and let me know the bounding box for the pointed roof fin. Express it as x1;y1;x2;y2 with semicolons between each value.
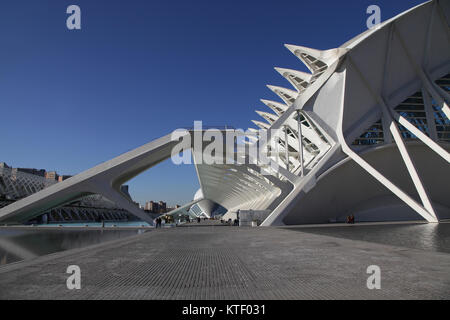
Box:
284;44;343;74
274;67;312;92
255;110;279;124
251;120;270;130
266;85;298;105
260;99;288;115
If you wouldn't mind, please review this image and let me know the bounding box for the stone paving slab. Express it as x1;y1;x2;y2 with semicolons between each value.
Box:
0;222;449;299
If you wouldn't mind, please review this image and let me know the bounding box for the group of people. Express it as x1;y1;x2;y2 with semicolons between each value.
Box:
346;214;355;224
221;218;239;226
155;217;163;228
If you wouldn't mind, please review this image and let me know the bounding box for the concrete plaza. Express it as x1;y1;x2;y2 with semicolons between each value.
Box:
0;221;449;299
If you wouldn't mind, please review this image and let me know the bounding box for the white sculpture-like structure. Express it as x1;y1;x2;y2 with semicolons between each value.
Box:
0;0;449;225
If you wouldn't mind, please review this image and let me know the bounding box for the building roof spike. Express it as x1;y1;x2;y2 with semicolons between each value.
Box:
260;99;288;115
251;120;270;130
274;67;312;92
255;110;279;124
266;85;298;105
284;44;342;74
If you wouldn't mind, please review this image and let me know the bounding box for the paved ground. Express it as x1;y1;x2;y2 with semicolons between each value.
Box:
288;222;450;253
0;220;449;299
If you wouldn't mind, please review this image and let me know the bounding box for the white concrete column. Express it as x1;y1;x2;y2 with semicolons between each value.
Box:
284;126;289;172
296;111;304;176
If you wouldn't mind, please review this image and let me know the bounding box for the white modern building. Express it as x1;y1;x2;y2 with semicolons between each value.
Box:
0;0;449;225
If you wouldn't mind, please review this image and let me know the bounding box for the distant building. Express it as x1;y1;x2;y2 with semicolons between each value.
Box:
1;162;47;177
143;200;169;213
45;171;58;181
158;201;167;213
145;200;158;212
17;168;46;177
58;175;72;182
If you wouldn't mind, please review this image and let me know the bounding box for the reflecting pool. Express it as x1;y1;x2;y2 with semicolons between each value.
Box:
289;222;450;253
0;227;147;265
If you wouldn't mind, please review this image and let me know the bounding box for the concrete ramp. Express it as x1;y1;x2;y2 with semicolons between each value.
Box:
0;132;187;224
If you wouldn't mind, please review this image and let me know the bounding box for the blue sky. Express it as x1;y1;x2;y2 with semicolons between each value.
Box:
0;0;424;206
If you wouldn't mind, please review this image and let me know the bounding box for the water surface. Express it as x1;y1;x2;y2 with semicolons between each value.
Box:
0;227;146;266
289;222;450;253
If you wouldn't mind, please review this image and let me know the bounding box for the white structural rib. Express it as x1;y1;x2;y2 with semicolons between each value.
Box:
266;85;298;105
274;67;312;92
255;110;279;124
284;44;329;74
260;99;288;115
251;120;270;130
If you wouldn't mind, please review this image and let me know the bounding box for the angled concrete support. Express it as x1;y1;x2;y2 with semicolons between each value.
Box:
0;132;188;224
341;60;438;222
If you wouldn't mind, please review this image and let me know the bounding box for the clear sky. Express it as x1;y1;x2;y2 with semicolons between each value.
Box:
0;0;425;206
